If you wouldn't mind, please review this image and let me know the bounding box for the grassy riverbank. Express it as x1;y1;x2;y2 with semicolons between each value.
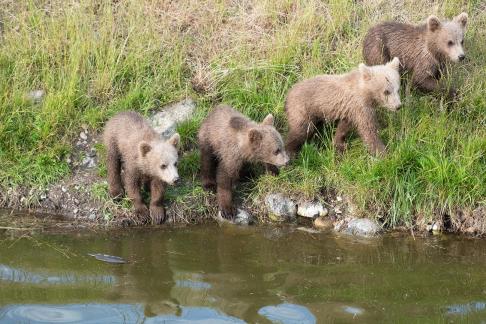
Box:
0;0;485;228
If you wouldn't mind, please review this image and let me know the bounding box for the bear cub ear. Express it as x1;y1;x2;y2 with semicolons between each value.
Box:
387;57;400;71
454;12;468;28
248;129;263;145
168;133;180;147
261;114;274;126
359;63;372;81
427;15;441;32
139;141;152;157
230;116;247;130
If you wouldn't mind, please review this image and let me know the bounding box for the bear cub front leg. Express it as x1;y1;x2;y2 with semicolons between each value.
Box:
149;178;166;225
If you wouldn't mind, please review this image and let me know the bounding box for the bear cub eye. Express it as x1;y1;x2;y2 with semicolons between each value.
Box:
460;39;464;46
383;90;390;96
161;164;167;170
447;40;454;47
274;148;281;156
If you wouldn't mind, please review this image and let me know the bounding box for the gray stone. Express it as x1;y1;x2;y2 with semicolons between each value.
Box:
265;193;296;221
427;222;441;235
297;201;328;219
26;90;44;103
151;98;196;138
79;131;88;140
82;156;96;168
343;218;381;237
233;209;252;225
216;209;252;226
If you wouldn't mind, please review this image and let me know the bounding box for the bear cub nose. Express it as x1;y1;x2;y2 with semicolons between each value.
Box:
459;54;466;61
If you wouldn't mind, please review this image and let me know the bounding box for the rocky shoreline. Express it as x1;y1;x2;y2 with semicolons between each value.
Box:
1;98;484;237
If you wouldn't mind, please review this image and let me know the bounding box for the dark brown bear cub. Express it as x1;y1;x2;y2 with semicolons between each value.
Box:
363;13;468;97
103;111;180;225
198;104;289;220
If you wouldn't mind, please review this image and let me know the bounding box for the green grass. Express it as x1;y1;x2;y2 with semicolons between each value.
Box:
0;0;485;227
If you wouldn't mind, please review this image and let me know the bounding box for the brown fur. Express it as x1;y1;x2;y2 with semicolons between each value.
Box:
285;59;401;157
363;13;468;97
198;104;289;219
103;111;179;225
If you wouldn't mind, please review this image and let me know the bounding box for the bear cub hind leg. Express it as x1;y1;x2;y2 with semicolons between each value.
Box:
106;143;124;199
200;144;218;193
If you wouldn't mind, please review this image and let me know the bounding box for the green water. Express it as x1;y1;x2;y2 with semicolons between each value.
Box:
1;212;486;323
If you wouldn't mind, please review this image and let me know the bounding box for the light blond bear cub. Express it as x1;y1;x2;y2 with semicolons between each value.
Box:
285;58;401;157
103;111;180;225
363;13;468;97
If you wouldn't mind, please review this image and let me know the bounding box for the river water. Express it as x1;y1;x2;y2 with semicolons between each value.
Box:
1;212;486;323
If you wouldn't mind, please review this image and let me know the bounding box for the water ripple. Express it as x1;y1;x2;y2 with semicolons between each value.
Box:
0;304;246;324
0;264;115;286
258;303;316;324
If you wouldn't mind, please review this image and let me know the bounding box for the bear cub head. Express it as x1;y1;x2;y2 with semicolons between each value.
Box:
231;114;289;167
138;133;180;185
426;12;468;62
359;57;401;111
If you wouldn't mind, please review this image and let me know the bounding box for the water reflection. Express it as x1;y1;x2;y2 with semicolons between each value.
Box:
2;223;486;322
0;304;245;324
258;303;316;324
342;305;364;316
0;264;115;286
446;301;486;315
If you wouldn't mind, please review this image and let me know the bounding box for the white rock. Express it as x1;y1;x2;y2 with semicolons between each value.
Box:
234;209;252;225
151;99;196;138
88;213;96;220
26;90;45;103
343;218;381;237
216;209;252;225
80;131;88;140
265;193;296;221
82;156;96;168
297;201;328;219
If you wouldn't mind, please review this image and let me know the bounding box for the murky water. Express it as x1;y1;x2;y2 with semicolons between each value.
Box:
1;212;486;323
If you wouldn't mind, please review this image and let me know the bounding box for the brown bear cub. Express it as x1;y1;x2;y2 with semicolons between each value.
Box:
363;13;468;97
285;58;401;157
103;111;180;225
198;105;289;220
